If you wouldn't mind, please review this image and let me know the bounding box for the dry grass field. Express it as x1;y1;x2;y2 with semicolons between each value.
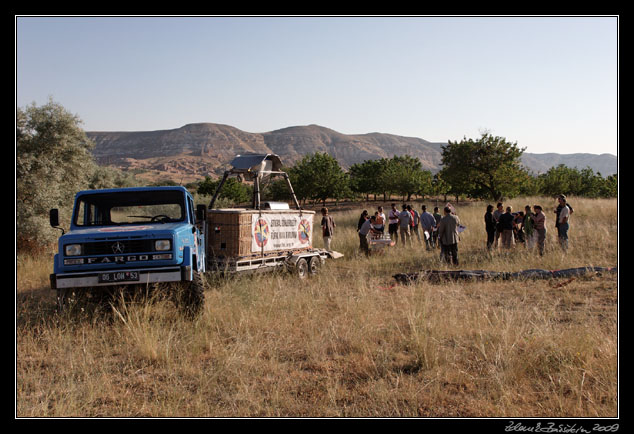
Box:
16;196;618;418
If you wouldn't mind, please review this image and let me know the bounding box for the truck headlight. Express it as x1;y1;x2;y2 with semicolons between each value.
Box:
154;239;171;251
64;244;82;256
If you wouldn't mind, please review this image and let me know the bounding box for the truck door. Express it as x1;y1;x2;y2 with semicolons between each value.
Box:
189;196;206;273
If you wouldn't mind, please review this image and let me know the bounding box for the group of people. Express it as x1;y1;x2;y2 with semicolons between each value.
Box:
322;194;574;265
356;203;462;264
485;194;572;255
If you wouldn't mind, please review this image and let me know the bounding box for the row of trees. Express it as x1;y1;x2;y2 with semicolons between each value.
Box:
195;147;617;207
17;99;617;251
218;133;616;206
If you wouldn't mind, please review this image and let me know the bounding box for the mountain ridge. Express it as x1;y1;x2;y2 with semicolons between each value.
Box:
86;123;617;184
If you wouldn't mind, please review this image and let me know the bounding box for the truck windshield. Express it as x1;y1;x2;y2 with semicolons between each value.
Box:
74;190;186;226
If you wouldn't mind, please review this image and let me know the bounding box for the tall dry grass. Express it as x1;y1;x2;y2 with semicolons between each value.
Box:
16;196;618;417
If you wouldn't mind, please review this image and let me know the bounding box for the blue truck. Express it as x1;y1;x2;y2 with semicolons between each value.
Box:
49;154;340;316
49;185;208;315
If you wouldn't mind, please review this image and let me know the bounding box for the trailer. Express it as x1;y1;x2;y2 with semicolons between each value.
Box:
204;154;338;278
48;154;341;316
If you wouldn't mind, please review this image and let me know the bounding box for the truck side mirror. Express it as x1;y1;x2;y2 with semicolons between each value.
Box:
49;209;59;227
49;209;65;235
196;204;207;222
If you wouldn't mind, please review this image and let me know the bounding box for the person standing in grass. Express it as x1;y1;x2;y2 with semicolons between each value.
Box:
358;215;377;257
484;204;496;251
523;205;535;250
432;206;442;248
493;202;504;249
321;207;336;252
409;205;421;244
398;204;412;246
513;211;526;244
388;203;400;244
555;195;572;252
498;206;516;250
532;205;547;256
376;206;386;234
357;210;369;232
421;205;437;251
437;206;461;265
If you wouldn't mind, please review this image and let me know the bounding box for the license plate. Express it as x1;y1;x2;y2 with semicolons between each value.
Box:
98;271;140;283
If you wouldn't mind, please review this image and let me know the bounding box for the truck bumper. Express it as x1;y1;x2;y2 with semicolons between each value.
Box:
50;266;189;290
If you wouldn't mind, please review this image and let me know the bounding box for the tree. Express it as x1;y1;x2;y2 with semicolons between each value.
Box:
197;176;252;204
88;166;139;190
440;133;527;201
289;152;350;205
431;172;451;202
537;164;617;198
388;155;433;201
578;167;605;198
348;155;433;202
348;159;383;201
374;158;397;201
600;174;618;198
17;98;97;250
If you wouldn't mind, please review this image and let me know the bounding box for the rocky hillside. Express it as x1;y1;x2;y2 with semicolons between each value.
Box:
87;123;617;183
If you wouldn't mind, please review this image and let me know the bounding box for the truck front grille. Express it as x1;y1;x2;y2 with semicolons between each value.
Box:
82;239;155;256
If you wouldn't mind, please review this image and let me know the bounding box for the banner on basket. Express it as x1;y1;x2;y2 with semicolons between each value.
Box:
252;213;313;252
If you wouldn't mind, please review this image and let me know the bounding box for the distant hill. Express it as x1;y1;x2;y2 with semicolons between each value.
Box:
87;123;617;184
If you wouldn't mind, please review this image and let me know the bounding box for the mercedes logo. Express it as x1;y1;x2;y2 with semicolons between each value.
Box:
111;241;125;254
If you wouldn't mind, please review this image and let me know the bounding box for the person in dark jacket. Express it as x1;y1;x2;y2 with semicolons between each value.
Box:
484;204;496;251
357;210;368;232
493;202;504;249
498;206;516;249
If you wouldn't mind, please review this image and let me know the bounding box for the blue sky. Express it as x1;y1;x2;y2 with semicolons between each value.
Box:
16;16;618;156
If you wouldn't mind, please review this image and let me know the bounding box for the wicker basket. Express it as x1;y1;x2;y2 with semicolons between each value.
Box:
207;209;315;259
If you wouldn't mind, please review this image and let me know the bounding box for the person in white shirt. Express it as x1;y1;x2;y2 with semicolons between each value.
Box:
388;203;400;244
555;195;571;252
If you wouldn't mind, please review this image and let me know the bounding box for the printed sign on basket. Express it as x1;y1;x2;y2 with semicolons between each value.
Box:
251;213;312;253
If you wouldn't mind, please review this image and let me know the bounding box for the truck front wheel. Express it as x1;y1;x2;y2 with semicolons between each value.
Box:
179;271;205;318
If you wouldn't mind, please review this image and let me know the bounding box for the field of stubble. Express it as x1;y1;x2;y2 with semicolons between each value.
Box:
16;196;618;418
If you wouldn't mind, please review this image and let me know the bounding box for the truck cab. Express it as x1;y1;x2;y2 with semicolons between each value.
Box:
49;186;206;312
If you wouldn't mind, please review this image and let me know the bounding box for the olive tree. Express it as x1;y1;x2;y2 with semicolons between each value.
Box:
440;133;528;201
17;98;97;250
289;152;350;205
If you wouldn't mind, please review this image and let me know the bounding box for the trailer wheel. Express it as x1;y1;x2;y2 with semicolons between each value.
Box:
308;256;321;276
295;258;308;279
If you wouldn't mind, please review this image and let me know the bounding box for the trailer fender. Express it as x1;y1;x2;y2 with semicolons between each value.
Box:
286;250;328;265
286;253;307;266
